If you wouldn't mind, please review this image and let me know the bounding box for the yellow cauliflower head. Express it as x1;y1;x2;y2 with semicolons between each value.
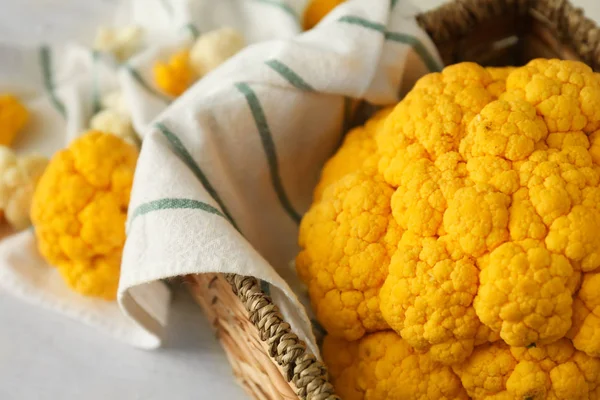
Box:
374;60;600;363
322;331;468;400
454;339;600;399
31;131;138;300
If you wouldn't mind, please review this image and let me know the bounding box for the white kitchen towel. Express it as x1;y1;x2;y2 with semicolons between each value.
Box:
120;0;442;355
0;0;308;348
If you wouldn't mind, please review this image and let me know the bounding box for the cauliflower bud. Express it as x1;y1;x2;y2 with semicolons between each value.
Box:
376;59;600;364
454;339;600;399
0;146;48;230
31;131;138;300
322;331;468;400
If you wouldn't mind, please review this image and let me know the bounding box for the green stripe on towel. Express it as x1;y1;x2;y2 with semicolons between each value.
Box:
265;59;315;91
155;122;239;230
183;23;201;40
235;82;301;224
91;50;102;115
385;31;442;72
338;15;442;72
124;65;171;103
40;46;67;118
129;198;226;227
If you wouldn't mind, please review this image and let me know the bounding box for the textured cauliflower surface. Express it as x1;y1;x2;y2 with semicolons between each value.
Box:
300;60;600;371
31;131;138;300
0;94;28;146
0;146;47;230
153;50;196;97
376;60;600;363
189;27;245;77
322;331;468;400
297;171;401;340
454;339;600;399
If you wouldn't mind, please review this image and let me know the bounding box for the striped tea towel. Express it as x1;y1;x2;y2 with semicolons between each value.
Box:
119;0;442;355
0;0;305;348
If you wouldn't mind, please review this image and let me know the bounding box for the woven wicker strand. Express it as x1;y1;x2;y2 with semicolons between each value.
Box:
226;274;337;400
187;1;600;399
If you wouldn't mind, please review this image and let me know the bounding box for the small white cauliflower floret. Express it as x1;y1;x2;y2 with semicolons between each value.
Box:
189;27;245;76
90;109;137;146
101;90;130;117
94;25;143;61
0;146;48;230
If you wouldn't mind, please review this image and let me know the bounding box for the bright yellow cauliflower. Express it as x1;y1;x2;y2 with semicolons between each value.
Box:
31;131;138;300
454;339;600;399
153;50;196;97
0;94;28;146
374;60;600;363
297;171;402;340
322;331;468;400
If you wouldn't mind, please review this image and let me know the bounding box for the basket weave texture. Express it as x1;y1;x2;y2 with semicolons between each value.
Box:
188;1;600;399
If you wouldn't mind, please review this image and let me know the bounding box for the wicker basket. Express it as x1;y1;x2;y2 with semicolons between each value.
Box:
186;0;600;399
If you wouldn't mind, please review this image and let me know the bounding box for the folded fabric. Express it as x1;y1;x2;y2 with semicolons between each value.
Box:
119;0;442;355
0;0;305;348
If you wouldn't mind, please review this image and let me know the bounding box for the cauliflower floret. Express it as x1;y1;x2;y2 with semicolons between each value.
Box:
153;50;196;97
381;232;498;365
313;107;392;201
486;67;516;98
0;146;47;230
322;331;469;400
505;59;600;133
94;25;143;61
31;131;138;300
302;0;346;30
454;339;600;399
189;27;245;77
296;171;401;340
474;240;574;347
101;90;130;117
568;272;600;357
90;109;137;146
0;94;28;147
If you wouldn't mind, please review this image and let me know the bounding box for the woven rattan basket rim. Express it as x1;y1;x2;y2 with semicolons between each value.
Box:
417;0;600;70
222;1;600;399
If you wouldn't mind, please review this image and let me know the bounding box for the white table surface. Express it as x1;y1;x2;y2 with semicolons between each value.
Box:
1;1;599;400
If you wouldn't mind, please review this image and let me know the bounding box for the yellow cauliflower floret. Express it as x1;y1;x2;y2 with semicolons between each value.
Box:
153;50;196;97
313;107;392;201
0;94;28;146
322;331;468;400
381;232;498;365
486;67;516;98
505;59;600;133
454;339;600;399
31;131;138;300
568;272;600;357
303;0;345;30
296;171;402;340
475;240;574;347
